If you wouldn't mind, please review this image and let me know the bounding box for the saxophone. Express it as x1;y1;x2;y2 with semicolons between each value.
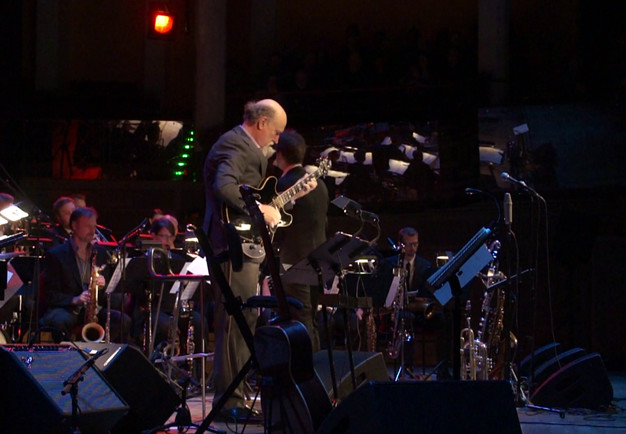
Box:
386;256;408;359
81;251;105;342
478;240;517;379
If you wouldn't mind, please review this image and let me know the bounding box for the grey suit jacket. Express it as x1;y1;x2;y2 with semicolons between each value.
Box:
203;126;268;253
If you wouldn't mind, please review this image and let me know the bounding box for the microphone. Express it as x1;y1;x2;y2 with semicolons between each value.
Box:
387;237;400;251
464;187;483;195
500;172;527;188
503;192;513;226
90;348;109;360
501;172;543;198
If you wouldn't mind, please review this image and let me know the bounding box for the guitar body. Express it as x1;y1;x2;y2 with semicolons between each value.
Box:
224;159;331;259
239;179;332;433
222;177;291;259
254;321;332;433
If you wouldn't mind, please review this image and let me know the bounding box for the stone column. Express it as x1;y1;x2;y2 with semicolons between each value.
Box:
194;0;227;135
479;0;510;106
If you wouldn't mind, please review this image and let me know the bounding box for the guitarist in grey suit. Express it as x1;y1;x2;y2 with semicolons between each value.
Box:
273;131;329;353
203;99;319;422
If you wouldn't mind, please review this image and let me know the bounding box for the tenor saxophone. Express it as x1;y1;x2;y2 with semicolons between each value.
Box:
81;251;105;342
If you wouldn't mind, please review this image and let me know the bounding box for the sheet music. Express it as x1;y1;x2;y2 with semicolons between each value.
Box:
324;275;340;294
186;255;209;275
432;244;493;305
170;262;191;294
385;275;401;307
0;269;20;309
106;258;132;294
170;257;209;300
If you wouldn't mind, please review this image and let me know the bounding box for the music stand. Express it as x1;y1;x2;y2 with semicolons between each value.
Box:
282;231;369;401
6;254;43;342
116;254;186;356
426;227;493;380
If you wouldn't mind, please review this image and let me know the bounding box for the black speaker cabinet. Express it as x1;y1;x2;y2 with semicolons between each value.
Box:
531;352;613;410
518;342;562;378
69;341;180;433
0;345;129;434
317;380;521;434
313;350;389;400
531;347;586;386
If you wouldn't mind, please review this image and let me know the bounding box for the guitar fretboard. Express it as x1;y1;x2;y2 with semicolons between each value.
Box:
272;172;317;210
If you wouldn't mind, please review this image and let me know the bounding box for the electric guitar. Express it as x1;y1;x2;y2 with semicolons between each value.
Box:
241;185;332;433
223;158;331;259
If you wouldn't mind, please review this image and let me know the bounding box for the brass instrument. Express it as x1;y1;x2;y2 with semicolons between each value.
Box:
185;301;195;374
365;309;377;353
386;259;407;360
407;297;441;320
164;314;181;357
460;300;490;380
477;239;518;379
81;251;105;342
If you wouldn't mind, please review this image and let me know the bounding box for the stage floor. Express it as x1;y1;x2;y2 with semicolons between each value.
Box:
155;370;626;434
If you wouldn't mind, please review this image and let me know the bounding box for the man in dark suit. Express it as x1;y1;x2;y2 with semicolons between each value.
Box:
388;226;450;373
40;207;131;343
396;226;434;298
204;99;315;421
273;130;329;352
50;196;76;246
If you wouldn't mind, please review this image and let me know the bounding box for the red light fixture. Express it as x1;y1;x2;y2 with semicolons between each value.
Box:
154;13;174;34
148;3;175;39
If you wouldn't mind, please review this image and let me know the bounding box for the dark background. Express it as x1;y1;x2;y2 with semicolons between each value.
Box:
1;0;625;368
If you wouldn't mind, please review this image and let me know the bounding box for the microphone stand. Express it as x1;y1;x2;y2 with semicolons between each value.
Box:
500;174;561;414
61;349;109;434
502;193;514;384
113;218;148;344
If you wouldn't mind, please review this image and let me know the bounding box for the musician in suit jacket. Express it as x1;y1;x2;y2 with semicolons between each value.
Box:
274;130;329;352
390;226;450;373
50;196;76;246
40;207;131;343
203;99;290;420
396;227;435;298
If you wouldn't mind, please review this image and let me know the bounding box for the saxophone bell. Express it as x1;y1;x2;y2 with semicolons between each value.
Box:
82;321;105;343
407;297;441;321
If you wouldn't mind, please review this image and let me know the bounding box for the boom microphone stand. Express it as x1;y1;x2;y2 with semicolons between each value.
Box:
500;173;563;416
62;348;109;433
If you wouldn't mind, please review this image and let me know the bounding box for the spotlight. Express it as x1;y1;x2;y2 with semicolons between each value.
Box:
148;3;175;39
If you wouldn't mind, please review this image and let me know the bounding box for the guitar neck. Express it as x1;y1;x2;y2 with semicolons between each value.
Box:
271;171;317;210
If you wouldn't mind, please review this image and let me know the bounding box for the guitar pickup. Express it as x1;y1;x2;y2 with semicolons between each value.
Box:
234;223;251;231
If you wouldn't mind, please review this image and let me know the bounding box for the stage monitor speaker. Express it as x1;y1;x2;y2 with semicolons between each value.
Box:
0;345;129;434
518;342;562;378
531;352;613;410
313;350;390;400
317;380;521;434
68;341;180;433
530;347;586;386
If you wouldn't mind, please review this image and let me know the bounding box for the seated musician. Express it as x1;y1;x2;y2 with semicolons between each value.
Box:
132;215;206;370
39;207;132;343
384;226;449;371
50;196;76;246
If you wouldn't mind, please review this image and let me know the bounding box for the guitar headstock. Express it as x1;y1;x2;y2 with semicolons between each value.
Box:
315;157;332;177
